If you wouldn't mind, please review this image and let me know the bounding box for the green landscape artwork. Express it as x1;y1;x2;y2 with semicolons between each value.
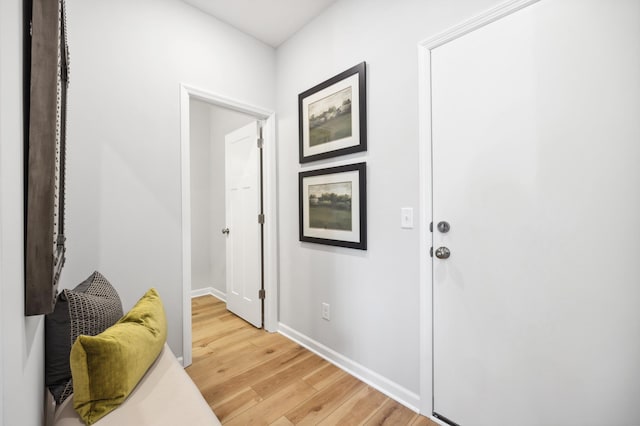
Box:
308;87;352;147
308;181;352;231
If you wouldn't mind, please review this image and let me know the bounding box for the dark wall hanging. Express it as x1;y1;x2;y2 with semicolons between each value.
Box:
299;162;367;250
298;62;367;163
25;0;70;316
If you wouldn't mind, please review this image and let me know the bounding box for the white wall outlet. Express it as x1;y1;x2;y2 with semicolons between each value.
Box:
321;302;330;321
401;207;414;229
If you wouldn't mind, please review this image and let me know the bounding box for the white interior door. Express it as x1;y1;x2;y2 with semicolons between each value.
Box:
225;121;262;328
432;1;640;425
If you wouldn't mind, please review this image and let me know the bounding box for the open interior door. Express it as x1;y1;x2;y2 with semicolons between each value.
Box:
224;121;263;328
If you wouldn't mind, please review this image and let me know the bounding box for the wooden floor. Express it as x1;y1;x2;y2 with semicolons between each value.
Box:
186;296;437;425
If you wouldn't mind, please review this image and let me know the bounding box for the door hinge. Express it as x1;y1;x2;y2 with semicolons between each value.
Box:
258;213;265;224
29;20;33;37
429;222;433;232
257;122;264;148
258;289;266;299
430;247;433;257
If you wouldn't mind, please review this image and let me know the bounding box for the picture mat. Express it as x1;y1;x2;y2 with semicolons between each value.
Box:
302;169;361;242
301;73;360;159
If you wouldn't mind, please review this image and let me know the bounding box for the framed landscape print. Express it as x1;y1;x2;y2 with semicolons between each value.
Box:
299;162;367;250
299;62;367;163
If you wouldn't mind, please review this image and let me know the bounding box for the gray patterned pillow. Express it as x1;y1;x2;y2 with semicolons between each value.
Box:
45;271;123;404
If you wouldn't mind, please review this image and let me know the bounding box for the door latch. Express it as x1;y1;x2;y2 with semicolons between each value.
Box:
435;247;451;259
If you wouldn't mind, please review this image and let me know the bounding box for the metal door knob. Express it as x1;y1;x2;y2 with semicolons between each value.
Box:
222;228;230;235
435;247;450;259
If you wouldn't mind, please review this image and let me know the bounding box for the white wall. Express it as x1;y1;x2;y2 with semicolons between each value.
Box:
63;0;276;357
0;0;46;425
276;0;504;408
190;101;255;295
189;99;213;290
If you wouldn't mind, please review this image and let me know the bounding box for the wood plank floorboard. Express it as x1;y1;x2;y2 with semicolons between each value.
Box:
186;296;437;425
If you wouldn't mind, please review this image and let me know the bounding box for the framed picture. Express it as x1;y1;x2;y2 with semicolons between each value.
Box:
299;62;366;163
299;162;367;250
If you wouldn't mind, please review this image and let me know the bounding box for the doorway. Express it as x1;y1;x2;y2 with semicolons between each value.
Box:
189;100;256;304
179;84;278;367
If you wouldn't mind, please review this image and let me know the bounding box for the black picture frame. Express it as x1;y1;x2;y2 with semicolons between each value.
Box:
298;62;367;163
299;162;367;250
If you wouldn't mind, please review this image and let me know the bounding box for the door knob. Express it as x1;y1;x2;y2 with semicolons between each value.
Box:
221;228;230;235
437;221;450;233
435;247;450;259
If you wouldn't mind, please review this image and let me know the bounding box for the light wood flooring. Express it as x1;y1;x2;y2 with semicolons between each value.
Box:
185;296;437;425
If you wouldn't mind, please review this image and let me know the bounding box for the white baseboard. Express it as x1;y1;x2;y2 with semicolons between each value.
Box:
191;286;226;302
277;323;421;412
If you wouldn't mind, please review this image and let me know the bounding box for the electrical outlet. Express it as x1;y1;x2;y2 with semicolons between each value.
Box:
321;302;330;321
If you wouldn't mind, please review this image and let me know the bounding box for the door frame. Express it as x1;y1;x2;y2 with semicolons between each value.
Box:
416;0;540;416
179;83;278;367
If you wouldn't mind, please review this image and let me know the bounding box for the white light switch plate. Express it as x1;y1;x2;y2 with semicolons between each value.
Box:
401;207;413;229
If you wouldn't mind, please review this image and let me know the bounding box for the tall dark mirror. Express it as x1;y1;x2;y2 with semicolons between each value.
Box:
25;0;69;316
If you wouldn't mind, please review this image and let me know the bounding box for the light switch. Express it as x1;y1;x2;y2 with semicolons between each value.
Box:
401;207;413;229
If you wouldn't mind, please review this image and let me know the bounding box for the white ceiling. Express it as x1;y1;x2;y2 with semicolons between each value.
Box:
182;0;339;47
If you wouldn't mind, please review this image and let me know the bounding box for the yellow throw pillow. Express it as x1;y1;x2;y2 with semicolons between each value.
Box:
70;288;167;425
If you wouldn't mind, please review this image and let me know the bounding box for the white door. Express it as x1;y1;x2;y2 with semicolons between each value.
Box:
224;121;262;328
432;1;640;425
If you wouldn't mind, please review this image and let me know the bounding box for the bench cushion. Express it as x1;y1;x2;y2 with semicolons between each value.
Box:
54;344;221;426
